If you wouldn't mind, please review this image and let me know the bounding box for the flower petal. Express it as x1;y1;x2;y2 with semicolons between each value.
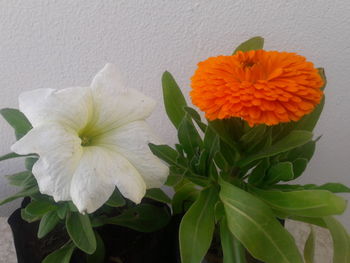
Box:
18;87;92;131
70;146;146;214
89;64;156;132
11;124;82;201
98;121;169;189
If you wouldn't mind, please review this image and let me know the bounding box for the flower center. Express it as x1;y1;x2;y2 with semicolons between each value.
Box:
80;135;92;147
242;60;256;69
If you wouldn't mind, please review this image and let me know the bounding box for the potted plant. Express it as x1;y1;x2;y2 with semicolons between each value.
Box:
1;37;349;263
0;64;178;263
149;37;350;263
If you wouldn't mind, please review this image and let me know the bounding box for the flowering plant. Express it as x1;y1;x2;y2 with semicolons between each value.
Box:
0;37;349;263
150;37;350;263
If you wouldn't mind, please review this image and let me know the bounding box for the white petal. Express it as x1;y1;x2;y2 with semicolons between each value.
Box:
11;124;82;201
97;121;169;189
18;87;92;131
70;146;146;214
89;64;156;132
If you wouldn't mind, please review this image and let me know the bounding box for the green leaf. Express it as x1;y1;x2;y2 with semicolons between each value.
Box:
265;162;294;185
145;188;171;204
220;180;303;263
185;173;210;187
106;188;125;207
42;242;76;263
21;208;41;223
0;152;26;162
292;158;308;179
323;216;350;263
0;108;32;139
162;71;187;128
6;171;32;186
184;106;207;132
287;141;316;161
25;157;38;171
149;143;179;166
25;199;57;217
272;183;350;193
303;227;315;263
233;36;264;54
220;217;247;263
87;232;105;263
178;115;202;158
208;120;239;150
240;124;266;149
316;183;350;193
286;215;327;228
66;212;96;254
238;130;313;167
179;187;218;263
172;182;200;214
105;204;170;232
56;203;69;220
251;188;346;217
248;158;270;185
38;210;60;238
0;186;39;206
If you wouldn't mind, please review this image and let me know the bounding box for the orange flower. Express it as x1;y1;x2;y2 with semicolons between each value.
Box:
190;50;324;126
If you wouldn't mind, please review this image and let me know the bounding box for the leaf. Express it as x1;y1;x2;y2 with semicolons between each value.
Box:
87;232;105;263
149;143;179;166
316;183;350;193
272;183;350;193
220;180;303;263
184;106;207;132
238;130;313;167
25;200;58;217
172;182;199;214
248;158;270;185
6;171;32;186
42;242;76;263
303;227;315;263
287;141;316;161
145;188;171;204
56;203;69;220
251;188;346;217
0;186;39;205
66;212;96;254
0;108;32;139
265;162;294;185
0;152;26;162
292;158;308;179
208;120;239;150
38;210;60;238
106;188;125;207
179;187;218;263
105;204;170;232
178;115;202;158
220;217;247;263
162;71;187;128
21;208;40;223
25;157;38;171
240;124;266;148
323;216;350;263
233;36;264;54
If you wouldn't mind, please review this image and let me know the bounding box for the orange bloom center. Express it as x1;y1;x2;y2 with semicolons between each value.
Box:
190;50;324;126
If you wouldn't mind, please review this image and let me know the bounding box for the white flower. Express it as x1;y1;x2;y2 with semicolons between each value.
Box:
11;64;169;214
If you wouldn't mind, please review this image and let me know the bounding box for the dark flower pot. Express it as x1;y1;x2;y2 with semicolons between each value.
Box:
8;199;182;263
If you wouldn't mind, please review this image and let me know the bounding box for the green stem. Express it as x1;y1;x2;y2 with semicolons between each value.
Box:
232;236;247;263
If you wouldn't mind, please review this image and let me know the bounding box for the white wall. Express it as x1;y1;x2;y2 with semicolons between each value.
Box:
0;0;349;228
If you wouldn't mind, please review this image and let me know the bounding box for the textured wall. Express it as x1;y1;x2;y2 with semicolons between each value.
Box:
0;0;349;230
